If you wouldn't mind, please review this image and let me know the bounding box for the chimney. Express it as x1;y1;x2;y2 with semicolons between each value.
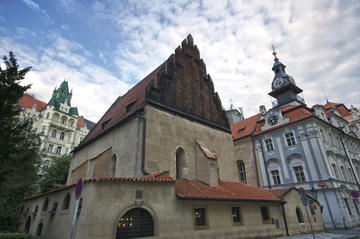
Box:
259;105;267;115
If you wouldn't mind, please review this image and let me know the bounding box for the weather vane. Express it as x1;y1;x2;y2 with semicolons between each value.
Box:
272;45;277;57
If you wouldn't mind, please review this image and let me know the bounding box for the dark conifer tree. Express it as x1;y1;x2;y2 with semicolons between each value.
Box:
0;52;41;231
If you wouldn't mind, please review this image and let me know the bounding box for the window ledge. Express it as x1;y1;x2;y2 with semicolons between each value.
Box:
232;222;244;226
193;225;209;230
262;220;272;224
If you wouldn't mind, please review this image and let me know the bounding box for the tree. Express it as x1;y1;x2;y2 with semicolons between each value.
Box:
39;155;71;193
0;52;41;232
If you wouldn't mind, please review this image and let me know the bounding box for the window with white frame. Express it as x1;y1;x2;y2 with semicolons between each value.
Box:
41;125;46;134
265;138;274;151
56;146;62;155
285;132;296;146
271;170;281;185
293;166;306;182
238;161;247;183
48;144;53;153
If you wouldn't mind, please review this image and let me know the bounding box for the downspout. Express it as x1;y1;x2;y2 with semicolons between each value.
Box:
281;202;289;236
251;135;261;187
340;137;360;190
137;112;149;175
259;138;271;189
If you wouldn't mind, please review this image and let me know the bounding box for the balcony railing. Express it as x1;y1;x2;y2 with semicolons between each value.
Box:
49;119;76;131
271;94;305;107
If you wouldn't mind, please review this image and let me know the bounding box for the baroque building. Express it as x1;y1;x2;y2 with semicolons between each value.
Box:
231;49;360;229
19;80;95;164
19;35;324;239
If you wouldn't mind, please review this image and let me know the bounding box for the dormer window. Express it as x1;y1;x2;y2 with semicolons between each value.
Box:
238;127;245;134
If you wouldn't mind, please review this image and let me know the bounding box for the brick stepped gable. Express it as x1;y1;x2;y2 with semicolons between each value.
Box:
146;34;229;131
77;34;229;151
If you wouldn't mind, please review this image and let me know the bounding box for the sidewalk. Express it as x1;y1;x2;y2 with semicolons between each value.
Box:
276;228;360;239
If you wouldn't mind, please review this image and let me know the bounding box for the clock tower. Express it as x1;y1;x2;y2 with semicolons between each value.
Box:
268;47;304;108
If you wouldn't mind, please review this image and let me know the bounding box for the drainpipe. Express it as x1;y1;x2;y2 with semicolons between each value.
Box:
251;135;261;187
281;202;289;236
259;138;271;189
137;112;149;175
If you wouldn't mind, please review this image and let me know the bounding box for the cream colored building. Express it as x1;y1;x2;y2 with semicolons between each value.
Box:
19;35;323;239
19;81;95;165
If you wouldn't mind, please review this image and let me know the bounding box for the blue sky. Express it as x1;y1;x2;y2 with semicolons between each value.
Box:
0;0;359;122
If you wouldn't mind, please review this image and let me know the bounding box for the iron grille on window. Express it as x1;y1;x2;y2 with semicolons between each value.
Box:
271;170;281;185
231;207;241;223
265;139;274;151
293;166;306;182
260;206;270;221
285;132;296;146
116;208;154;239
194;208;206;227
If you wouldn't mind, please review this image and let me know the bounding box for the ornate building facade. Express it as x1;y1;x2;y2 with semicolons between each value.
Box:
19;35;323;239
19;80;95;164
231;49;360;229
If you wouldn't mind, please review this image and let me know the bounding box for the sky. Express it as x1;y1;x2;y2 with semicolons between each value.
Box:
0;0;359;122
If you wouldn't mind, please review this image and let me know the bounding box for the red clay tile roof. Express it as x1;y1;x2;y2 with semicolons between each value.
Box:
25;174;174;201
269;188;291;198
231;114;260;140
75;63;165;151
19;94;47;112
196;140;217;159
324;102;351;118
255;105;313;135
176;180;282;202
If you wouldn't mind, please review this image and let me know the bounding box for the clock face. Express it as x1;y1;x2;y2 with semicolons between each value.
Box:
267;114;279;125
273;77;285;89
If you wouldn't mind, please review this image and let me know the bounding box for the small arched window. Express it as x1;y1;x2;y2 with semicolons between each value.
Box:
51;130;57;138
116;208;154;238
42;198;49;211
238;160;247;183
24;217;31;233
296;207;304;223
62;193;70;209
110;154;117;177
176;147;187;179
36;223;43;236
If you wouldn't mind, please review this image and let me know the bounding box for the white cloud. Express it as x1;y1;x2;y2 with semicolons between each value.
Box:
0;37;130;122
3;0;360;122
22;0;51;20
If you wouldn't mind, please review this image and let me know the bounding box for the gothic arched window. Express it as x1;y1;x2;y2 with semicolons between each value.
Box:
24;216;31;233
176;147;187;179
110;154;117;177
238;160;247;183
116;208;154;239
62;193;70;210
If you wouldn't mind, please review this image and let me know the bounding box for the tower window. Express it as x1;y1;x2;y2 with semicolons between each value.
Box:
265;138;274;151
271;170;281;185
293;166;306;182
285;132;296;146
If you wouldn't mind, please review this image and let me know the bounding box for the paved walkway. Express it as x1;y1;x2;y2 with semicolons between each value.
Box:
276;228;360;239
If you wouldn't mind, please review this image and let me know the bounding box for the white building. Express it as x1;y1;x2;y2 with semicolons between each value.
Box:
19;80;95;165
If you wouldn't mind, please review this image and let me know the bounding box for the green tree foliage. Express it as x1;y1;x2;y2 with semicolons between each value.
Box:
39;155;71;193
0;52;41;232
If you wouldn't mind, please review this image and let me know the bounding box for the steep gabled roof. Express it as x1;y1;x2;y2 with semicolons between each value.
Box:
324;101;351;118
176;180;282;202
19;94;47;112
76;34;230;152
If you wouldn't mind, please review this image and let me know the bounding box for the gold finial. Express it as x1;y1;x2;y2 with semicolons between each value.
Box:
272;44;277;57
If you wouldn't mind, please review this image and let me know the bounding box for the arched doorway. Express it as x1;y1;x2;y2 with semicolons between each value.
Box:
116;208;154;239
24;216;31;233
